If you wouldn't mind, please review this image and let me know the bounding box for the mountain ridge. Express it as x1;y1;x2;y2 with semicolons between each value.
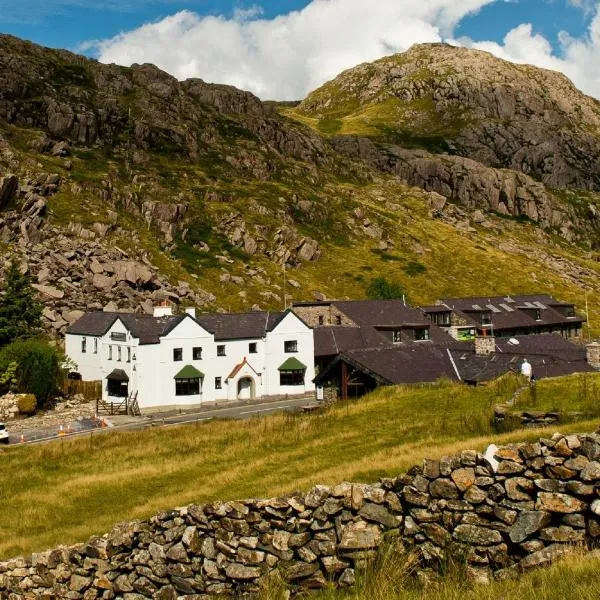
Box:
0;35;598;338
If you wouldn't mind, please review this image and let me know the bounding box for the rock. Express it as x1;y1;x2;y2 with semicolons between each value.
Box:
508;511;551;543
339;522;382;550
429;478;459;499
420;523;452;548
535;492;586;513
224;563;260;580
358;503;400;528
540;526;585;543
0;174;18;209
519;544;575;569
453;524;502;546
505;477;534;502
31;283;64;299
451;468;476;492
580;461;600;481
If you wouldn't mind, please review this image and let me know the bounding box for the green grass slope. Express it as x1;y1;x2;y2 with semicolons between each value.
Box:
0;373;598;560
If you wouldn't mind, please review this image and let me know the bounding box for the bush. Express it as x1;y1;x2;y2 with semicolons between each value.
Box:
0;340;62;407
17;394;37;415
366;276;408;301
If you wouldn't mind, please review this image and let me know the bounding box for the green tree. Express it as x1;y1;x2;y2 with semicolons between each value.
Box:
366;276;408;301
0;261;42;347
0;340;62;406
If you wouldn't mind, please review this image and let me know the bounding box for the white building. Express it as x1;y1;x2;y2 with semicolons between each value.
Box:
65;306;315;413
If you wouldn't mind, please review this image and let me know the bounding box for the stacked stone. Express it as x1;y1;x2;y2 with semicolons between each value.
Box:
401;432;600;582
1;432;600;598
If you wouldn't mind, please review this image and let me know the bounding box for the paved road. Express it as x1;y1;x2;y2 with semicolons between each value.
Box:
6;396;320;446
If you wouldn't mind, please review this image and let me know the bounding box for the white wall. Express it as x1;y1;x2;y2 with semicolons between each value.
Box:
65;333;105;381
265;312;315;396
66;310;316;413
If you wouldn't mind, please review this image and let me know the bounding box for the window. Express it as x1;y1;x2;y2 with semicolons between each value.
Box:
175;378;200;396
117;346;122;362
81;338;87;353
249;342;257;354
217;345;226;357
335;315;342;325
173;348;183;361
193;347;202;360
535;309;541;321
392;330;402;343
215;377;222;389
565;306;575;318
431;312;451;326
108;345;112;360
93;338;98;354
481;313;492;326
318;315;324;326
415;328;430;341
127;347;131;363
280;370;305;386
284;340;298;353
111;332;126;342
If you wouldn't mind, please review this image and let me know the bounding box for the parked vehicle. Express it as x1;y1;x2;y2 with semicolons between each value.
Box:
0;422;9;444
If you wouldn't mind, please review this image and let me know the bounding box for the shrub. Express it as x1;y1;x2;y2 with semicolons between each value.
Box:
17;394;37;415
366;276;408;301
0;340;62;407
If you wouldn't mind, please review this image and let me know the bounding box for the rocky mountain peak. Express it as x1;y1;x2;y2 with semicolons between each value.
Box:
296;43;600;190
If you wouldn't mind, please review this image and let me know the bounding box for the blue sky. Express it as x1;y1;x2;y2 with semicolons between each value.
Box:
1;0;599;99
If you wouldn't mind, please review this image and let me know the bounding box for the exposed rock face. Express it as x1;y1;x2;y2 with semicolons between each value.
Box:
331;135;600;244
0;35;327;171
2;432;600;597
298;43;600;190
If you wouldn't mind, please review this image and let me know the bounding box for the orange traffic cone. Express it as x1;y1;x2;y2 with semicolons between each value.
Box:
58;425;65;436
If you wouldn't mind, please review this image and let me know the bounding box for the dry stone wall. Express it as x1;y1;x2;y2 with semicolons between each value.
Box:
3;431;600;598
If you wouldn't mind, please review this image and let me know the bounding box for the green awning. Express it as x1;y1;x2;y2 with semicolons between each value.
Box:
174;365;204;379
278;357;307;371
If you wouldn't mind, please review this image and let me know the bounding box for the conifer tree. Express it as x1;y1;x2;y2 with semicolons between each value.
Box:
0;261;42;347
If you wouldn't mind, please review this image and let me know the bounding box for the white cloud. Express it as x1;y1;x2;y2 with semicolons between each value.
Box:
92;0;496;100
90;0;600;101
458;5;600;99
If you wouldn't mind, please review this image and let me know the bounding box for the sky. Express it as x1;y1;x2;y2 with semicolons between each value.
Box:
1;0;599;100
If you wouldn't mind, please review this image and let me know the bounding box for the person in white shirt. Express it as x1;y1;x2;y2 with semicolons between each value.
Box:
521;358;532;381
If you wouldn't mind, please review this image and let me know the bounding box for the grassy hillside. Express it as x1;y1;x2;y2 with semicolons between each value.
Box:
0;372;599;560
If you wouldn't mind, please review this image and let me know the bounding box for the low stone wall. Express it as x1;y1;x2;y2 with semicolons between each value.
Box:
3;432;600;598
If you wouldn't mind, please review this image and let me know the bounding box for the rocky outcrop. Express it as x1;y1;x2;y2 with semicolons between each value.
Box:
298;43;600;191
2;432;600;597
0;35;328;173
331;136;600;243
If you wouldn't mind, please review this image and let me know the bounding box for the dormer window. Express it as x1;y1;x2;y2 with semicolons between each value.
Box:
481;313;492;326
565;306;575;318
392;330;402;343
415;328;430;341
535;309;541;321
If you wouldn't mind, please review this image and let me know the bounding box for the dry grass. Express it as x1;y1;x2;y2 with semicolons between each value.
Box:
0;374;599;560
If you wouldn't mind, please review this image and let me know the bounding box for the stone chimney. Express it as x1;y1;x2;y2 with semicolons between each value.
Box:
587;342;600;370
153;300;173;318
475;334;496;356
184;307;196;319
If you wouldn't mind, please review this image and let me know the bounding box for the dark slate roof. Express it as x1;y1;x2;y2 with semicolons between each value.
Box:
67;311;186;345
439;294;584;331
315;344;459;386
332;300;431;327
195;311;286;340
450;335;592;382
450;350;593;382
313;326;386;357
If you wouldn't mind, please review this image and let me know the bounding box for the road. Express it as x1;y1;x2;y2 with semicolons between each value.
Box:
6;396;320;446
